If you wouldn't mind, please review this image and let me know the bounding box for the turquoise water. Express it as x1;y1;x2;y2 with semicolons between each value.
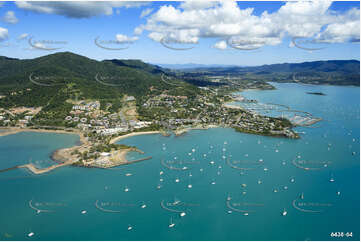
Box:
0;83;359;241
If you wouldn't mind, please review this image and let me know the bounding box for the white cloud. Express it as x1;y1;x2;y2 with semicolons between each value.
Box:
213;40;227;50
15;1;148;18
180;0;218;10
3;11;18;24
0;27;8;41
18;33;29;40
139;0;360;49
315;8;360;43
140;8;153;18
134;26;144;35
115;34;138;43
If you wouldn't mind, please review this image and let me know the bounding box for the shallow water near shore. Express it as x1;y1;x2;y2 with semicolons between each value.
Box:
0;83;359;241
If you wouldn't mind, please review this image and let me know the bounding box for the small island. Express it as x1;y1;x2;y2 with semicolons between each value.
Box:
306;92;326;96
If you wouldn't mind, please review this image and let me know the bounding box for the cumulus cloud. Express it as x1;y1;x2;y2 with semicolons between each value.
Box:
315;8;360;43
179;0;218;10
134;26;144;35
15;1;148;18
213;40;227;50
140;8;153;18
138;0;360;50
3;11;18;24
0;27;8;41
115;34;139;43
18;33;29;41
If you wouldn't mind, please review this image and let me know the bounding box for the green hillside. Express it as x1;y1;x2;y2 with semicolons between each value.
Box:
0;52;199;126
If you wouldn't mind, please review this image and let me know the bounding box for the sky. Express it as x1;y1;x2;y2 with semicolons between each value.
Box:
0;0;359;66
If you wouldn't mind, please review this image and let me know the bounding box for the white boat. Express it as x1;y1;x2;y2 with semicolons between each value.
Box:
125;173;132;176
300;192;304;200
290;178;295;183
124;187;130;192
141;204;146;209
128;226;133;231
175;178;180;183
28;232;34;237
160;171;164;175
284;186;288;190
173;198;180;205
243;213;249;216
81;210;87;214
337;191;341;196
227;210;232;214
227;194;231;201
160;178;163;182
258;180;262;184
189;172;192;177
200;168;204;172
169;218;175;228
264;168;268;171
180;212;186;217
210;161;215;165
211;181;216;185
157;185;161;189
282;208;287;216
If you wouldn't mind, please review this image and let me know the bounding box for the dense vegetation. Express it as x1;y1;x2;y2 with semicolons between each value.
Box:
177;60;360;86
0;52;199;125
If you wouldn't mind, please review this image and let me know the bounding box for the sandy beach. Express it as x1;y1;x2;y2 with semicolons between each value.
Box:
0;127;86;143
109;131;161;144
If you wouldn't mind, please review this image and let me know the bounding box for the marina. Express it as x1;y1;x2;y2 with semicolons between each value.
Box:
0;82;358;240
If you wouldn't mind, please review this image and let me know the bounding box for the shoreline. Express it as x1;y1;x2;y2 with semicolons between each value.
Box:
0;127;88;174
109;131;161;144
0;127;87;144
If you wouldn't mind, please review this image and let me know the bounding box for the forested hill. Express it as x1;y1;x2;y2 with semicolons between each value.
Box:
178;60;360;86
0;52;199;108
